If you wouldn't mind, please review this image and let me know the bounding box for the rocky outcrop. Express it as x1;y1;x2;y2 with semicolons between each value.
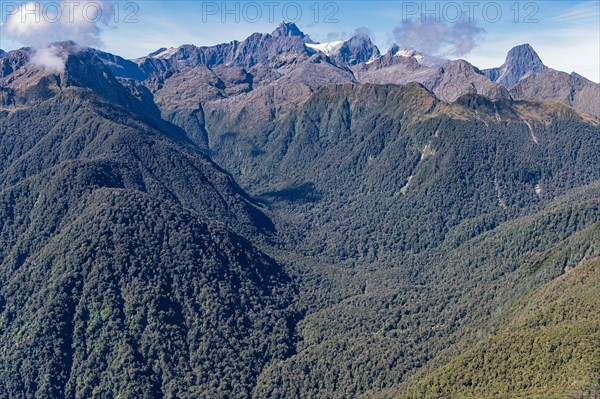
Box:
483;43;547;88
510;70;600;117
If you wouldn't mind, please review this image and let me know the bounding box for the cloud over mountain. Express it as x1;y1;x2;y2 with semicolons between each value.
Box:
393;16;485;57
2;0;114;71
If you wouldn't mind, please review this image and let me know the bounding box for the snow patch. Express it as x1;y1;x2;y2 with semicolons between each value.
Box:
366;55;381;65
153;47;178;59
306;40;345;56
394;47;448;67
395;48;416;58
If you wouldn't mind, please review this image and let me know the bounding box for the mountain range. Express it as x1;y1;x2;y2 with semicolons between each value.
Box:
87;22;598;113
0;22;598;399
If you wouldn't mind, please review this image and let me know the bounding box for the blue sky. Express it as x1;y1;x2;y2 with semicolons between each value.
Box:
1;1;599;81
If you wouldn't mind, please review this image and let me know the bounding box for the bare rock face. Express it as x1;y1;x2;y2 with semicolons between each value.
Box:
135;21;313;77
483;44;547;88
322;34;381;66
510;70;600;117
91;49;147;80
147;64;252;110
117;24;358;142
428;60;512;102
354;48;510;102
483;44;600;117
202;53;356;137
120;22;335;122
272;21;314;42
78;23;595;142
93;23;509;112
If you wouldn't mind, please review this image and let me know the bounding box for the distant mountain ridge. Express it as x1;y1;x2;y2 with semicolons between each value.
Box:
32;21;589;157
482;43;599;116
67;22;597;117
307;34;381;66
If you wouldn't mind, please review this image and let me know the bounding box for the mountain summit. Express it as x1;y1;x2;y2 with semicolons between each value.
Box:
272;21;315;44
335;34;380;66
483;43;599;116
484;43;547;88
272;21;305;37
305;33;380;66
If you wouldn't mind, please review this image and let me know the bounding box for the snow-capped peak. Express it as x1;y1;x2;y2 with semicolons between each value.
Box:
306;40;346;56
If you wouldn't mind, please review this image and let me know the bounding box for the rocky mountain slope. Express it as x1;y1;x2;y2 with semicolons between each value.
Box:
352;51;510;102
106;24;597;116
511;70;600;117
307;34;381;66
483;43;548;88
91;23;597;149
484;43;599;117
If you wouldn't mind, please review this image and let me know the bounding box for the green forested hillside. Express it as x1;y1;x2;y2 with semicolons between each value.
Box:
0;48;598;399
205;83;599;259
0;52;295;398
0;87;273;237
0;185;294;398
396;256;600;399
253;184;599;398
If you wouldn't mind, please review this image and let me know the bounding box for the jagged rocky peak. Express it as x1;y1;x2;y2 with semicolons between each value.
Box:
485;43;547;88
337;34;380;66
505;43;544;66
272;21;305;37
386;44;400;56
272;21;315;44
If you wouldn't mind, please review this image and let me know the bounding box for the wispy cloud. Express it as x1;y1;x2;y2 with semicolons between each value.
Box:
393;16;485;57
547;1;600;25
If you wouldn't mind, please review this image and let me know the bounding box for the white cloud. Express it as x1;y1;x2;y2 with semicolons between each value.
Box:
393;17;485;57
30;45;67;73
2;1;114;72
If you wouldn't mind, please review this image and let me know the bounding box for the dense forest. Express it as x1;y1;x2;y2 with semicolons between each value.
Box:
0;43;598;398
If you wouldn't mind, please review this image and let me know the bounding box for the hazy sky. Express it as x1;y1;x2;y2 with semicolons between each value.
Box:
1;0;599;82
